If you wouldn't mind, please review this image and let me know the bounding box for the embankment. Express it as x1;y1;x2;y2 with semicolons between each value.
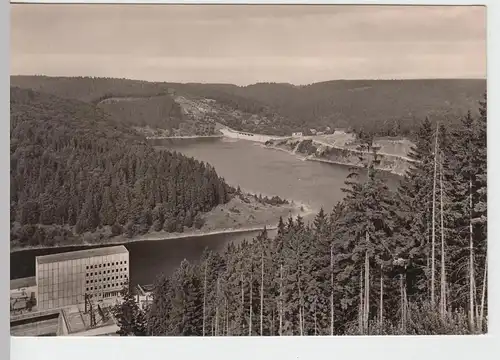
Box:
265;137;412;176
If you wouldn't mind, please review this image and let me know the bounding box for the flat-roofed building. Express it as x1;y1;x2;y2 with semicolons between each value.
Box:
11;305;120;336
36;246;129;311
10;276;37;313
11;276;37;296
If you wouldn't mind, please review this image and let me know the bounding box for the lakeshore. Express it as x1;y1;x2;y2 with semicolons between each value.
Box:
215;125;414;175
146;124;413;177
10;193;313;254
10;226;275;254
264;143;407;176
146;134;223;140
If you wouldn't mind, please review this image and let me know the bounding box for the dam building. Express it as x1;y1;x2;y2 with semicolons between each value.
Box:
35;245;129;311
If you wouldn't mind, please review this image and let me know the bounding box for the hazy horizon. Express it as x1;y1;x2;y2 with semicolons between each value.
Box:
11;4;486;86
9;74;486;87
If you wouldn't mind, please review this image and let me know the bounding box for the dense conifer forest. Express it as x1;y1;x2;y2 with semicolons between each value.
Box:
9;76;487;335
10;76;190;133
162;79;486;137
10;87;233;248
114;95;487;336
11;76;485;139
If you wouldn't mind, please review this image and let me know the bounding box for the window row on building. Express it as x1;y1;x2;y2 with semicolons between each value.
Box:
86;282;125;292
86;260;127;270
104;291;120;298
86;274;127;284
86;268;127;276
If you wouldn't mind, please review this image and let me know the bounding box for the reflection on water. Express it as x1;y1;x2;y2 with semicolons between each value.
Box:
11;229;272;286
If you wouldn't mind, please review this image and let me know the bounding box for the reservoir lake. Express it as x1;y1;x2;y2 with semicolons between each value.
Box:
11;138;399;286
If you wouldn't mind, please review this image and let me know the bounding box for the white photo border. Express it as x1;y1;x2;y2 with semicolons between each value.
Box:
3;1;498;360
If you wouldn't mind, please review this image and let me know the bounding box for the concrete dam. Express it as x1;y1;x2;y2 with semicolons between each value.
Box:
219;128;289;143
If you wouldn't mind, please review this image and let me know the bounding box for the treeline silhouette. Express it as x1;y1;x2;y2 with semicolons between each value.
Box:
10;87;233;248
114;95;487;336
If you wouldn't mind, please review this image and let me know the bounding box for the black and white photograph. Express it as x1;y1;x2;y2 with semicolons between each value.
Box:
9;3;487;337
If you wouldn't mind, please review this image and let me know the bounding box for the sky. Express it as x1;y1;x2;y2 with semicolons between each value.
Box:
10;4;486;85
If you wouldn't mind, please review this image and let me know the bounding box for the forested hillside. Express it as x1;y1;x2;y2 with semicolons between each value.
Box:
115;95;487;336
11;75;170;103
98;95;184;132
10;87;233;249
10;76;216;136
169;79;486;137
11;76;486;139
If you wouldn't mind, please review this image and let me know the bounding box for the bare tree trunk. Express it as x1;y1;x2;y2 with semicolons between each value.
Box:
330;244;334;336
298;286;303;336
203;261;207;337
271;308;274;336
225;297;228;336
359;268;364;334
400;274;406;332
298;263;303;336
431;125;439;308
379;266;383;328
298;305;302;336
403;277;408;330
249;268;253;336
215;277;220;336
314;301;318;336
426;253;430;302
279;264;283;336
447;282;452;315
299;304;304;336
260;249;264;336
240;273;244;335
479;258;487;332
474;275;479;327
364;232;370;332
469;180;475;330
440;160;447;320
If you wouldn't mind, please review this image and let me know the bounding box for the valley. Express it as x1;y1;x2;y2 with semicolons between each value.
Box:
9;75;487;337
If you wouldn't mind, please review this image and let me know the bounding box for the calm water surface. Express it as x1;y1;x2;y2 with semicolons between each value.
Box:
11;138;398;285
161;137;371;211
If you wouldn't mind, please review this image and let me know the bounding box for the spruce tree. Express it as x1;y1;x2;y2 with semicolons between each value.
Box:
113;280;147;336
394;118;435;297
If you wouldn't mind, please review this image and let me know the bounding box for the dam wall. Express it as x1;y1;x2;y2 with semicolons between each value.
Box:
220;128;288;143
